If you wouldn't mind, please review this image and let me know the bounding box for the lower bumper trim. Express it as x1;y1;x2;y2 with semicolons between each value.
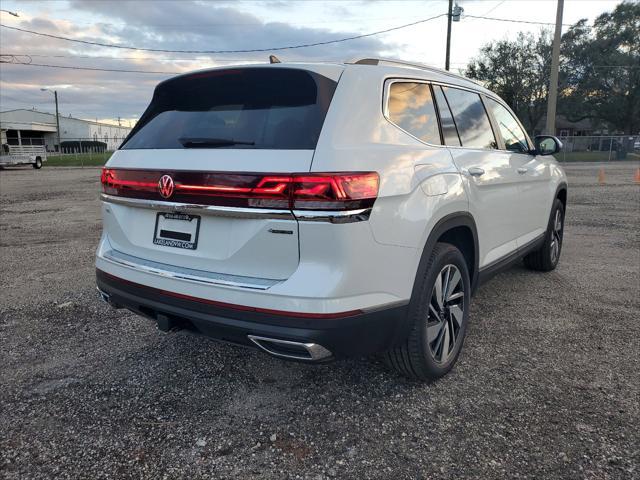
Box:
97;269;363;319
96;269;410;359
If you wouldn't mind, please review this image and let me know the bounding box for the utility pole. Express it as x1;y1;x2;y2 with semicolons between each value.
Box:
445;1;463;71
54;90;61;152
445;0;453;71
545;0;564;135
42;88;62;151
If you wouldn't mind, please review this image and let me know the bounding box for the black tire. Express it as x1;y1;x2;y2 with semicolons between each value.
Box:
33;157;43;169
384;242;471;381
523;199;564;272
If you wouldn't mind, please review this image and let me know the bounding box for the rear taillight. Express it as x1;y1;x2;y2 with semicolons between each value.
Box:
101;169;378;211
290;173;378;210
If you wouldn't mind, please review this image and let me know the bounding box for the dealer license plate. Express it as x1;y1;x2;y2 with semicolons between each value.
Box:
152;212;201;250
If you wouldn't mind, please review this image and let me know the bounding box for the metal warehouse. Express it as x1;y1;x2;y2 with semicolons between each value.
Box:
0;109;132;152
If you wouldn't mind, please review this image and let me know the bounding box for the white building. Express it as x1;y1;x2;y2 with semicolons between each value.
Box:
0;108;132;152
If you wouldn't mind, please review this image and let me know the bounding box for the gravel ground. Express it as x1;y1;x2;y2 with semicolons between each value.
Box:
1;163;639;479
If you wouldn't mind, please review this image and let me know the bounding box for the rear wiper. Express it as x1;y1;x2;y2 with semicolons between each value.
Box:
178;137;255;148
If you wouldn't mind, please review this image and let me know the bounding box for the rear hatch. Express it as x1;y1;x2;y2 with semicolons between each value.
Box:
101;66;342;281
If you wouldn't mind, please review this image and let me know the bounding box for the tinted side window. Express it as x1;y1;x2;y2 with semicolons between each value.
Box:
486;98;530;153
387;82;441;144
442;87;497;149
433;86;461;146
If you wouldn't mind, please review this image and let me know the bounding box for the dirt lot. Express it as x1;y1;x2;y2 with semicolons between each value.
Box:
1;163;638;479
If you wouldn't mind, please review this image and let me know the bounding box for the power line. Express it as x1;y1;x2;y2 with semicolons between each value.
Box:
2;52;260;62
481;1;507;17
465;0;507;22
582;65;640;69
464;14;572;27
1;52;376;64
2;56;637;77
0;60;180;75
52;15;439;28
0;14;447;54
0;51;382;64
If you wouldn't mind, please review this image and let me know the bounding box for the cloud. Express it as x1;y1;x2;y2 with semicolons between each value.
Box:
1;1;396;121
68;0;390;59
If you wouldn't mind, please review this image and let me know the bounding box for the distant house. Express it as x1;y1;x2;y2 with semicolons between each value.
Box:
533;115;624;137
0;108;132;152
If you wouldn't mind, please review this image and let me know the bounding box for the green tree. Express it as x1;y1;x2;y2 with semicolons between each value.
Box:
466;2;640;135
465;31;552;133
561;2;640;134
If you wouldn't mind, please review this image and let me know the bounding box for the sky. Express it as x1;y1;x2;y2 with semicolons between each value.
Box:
0;0;623;126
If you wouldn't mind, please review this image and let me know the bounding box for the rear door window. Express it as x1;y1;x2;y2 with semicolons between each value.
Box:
122;68;337;150
433;86;461;146
442;86;497;150
485;98;530;153
386;82;441;144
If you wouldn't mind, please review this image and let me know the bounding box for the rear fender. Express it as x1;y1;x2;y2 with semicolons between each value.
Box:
412;213;479;299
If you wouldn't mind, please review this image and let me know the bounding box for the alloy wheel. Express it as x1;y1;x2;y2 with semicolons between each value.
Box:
426;264;465;364
550;209;563;264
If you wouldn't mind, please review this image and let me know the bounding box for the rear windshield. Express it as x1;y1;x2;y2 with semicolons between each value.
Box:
122;68;338;150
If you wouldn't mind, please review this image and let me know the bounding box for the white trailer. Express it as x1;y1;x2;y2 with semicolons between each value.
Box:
0;144;47;169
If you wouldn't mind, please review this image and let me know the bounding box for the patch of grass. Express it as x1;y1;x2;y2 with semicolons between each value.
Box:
45;152;113;167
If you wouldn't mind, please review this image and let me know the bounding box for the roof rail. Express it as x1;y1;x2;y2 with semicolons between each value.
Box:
345;57;481;86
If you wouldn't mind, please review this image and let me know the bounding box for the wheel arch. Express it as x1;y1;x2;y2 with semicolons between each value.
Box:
411;212;479;304
555;182;567;210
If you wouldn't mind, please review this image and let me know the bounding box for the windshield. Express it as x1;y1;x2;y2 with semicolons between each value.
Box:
122;68;337;150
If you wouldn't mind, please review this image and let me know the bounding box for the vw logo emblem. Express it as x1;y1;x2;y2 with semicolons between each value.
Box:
158;175;175;199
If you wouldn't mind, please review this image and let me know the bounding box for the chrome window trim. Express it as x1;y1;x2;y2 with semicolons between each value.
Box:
101;194;371;223
383;78;443;149
101;248;280;290
482;95;534;152
382;77;533;155
430;79;499;100
435;84;500;152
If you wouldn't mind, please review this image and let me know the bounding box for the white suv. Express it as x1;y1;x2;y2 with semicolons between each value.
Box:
96;58;567;380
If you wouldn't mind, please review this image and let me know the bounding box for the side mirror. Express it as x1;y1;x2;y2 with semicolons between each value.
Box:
534;135;562;156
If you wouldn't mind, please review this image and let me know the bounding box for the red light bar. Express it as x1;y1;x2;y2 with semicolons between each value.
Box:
177;184;252;194
101;168;378;210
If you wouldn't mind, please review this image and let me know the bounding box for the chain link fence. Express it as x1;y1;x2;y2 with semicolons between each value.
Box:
557;135;640;162
5;136;124;152
4;134;639;166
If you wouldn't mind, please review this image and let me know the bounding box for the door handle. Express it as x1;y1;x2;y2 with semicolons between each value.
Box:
517;167;529;174
467;167;485;177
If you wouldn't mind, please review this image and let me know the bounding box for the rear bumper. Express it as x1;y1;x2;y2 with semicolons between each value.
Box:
96;269;409;360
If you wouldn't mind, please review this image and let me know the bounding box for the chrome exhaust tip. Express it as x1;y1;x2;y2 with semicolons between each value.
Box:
96;287;120;308
247;335;332;361
96;287;110;303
